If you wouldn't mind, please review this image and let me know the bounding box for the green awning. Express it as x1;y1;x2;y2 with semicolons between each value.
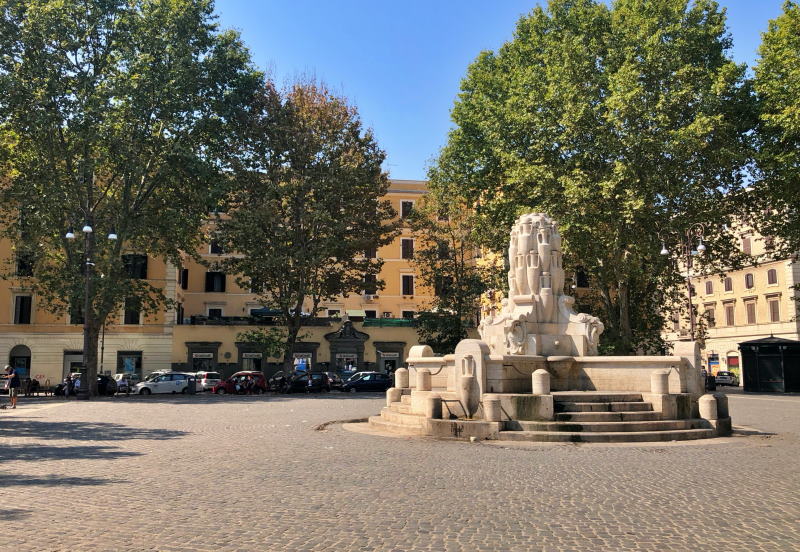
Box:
346;309;367;318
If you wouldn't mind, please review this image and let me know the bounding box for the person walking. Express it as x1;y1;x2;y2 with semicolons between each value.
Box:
63;374;72;399
5;365;20;409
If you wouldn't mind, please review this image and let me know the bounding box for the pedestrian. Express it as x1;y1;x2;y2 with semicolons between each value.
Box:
63;374;72;399
5;365;20;409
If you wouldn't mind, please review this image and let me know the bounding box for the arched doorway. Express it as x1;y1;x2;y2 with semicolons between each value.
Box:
9;344;31;378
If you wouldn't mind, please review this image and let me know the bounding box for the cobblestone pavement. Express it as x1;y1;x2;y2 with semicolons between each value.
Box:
1;389;798;552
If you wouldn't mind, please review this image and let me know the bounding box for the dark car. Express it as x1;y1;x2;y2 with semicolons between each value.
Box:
54;375;117;396
341;372;392;393
212;371;268;394
283;372;330;393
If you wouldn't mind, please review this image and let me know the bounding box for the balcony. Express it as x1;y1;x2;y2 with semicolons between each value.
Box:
187;315;333;327
363;317;417;328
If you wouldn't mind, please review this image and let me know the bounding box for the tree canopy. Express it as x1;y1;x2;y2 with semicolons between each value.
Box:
0;0;259;393
217;80;397;367
431;0;756;353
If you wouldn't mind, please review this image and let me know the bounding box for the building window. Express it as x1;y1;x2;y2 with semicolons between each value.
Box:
437;241;451;260
13;295;32;324
741;236;751;255
363;274;378;295
769;298;780;322
365;310;377;319
402;310;415;319
207;308;223;319
327;309;340;318
364;247;377;259
16;252;34;277
123;297;141;325
705;281;713;295
180;268;189;290
176;303;184;325
117;351;143;377
671;312;680;332
210;240;224;254
745;301;757;325
400;200;414;218
704;307;716;328
724;277;732;292
767;269;777;285
434;275;453;297
744;273;754;289
725;304;735;326
401;239;414;259
205;272;226;292
122;254;148;279
401;274;414;296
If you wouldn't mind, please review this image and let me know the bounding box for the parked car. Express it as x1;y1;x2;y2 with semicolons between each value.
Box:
54;374;117;396
144;369;172;382
282;372;331;393
113;373;141;393
715;371;739;386
133;372;195;395
212;371;268;394
341;372;392;393
195;371;222;392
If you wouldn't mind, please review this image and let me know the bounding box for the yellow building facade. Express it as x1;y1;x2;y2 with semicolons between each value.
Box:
662;233;800;383
0;179;432;386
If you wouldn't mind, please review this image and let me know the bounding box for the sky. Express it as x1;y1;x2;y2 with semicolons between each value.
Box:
215;0;787;181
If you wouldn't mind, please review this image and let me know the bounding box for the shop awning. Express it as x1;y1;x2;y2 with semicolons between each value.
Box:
346;309;367;318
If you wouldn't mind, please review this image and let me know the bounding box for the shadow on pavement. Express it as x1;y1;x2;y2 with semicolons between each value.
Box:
0;444;141;462
108;391;387;404
0;472;116;487
0;418;187;441
0;508;32;520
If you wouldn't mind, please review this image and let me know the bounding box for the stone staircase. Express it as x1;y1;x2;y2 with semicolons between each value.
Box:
497;392;713;443
368;393;428;436
369;391;716;443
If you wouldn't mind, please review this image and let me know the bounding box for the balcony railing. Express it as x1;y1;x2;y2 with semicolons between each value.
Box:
363;317;417;328
187;315;334;327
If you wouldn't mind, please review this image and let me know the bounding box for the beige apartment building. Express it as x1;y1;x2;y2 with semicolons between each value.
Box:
662;233;800;383
0;179;433;386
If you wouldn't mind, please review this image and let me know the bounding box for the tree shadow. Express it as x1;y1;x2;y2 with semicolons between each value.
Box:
0;444;142;462
0;419;188;441
0;472;115;487
0;507;32;520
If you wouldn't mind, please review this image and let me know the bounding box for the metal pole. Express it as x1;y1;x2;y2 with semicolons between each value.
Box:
685;239;696;340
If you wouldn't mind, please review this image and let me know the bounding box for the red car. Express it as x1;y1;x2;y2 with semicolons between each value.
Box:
212;371;268;394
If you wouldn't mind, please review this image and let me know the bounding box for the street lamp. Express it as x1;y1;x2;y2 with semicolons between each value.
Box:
659;223;707;340
65;219;117;399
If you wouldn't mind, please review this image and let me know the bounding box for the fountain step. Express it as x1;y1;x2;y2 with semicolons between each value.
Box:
496;427;714;443
380;407;425;426
506;419;694;433
556;401;653;412
401;394;412;405
368;416;428;436
555;411;662;422
389;403;413;414
553;392;644;403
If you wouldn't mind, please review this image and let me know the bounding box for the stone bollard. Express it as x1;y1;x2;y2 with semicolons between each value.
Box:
699;394;718;420
395;367;409;389
416;368;432;391
712;392;729;419
532;369;551;395
483;398;501;422
424;396;442;419
386;387;402;406
651;370;670;395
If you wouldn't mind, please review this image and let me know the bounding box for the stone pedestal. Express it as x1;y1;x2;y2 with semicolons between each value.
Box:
483;398;502;422
386;387;402;406
395;367;409;389
417;368;431;391
651;370;670;394
532;369;550;395
699;394;718;420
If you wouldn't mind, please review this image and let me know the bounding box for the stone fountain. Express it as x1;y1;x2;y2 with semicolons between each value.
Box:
369;213;731;443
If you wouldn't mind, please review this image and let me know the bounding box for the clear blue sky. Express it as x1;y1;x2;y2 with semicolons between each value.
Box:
215;0;786;181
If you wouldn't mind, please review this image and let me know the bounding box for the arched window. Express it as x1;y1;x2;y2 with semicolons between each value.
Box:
767;268;777;285
744;273;754;289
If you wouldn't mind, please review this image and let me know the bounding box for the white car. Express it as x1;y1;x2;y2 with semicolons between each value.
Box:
195;371;222;391
134;372;195;395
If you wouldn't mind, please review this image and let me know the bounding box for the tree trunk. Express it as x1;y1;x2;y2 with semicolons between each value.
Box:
282;318;302;372
618;281;633;355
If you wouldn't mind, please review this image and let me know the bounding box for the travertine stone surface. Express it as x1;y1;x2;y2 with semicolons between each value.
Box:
651;370;670;394
394;367;409;389
532;369;551;395
699;394;718;420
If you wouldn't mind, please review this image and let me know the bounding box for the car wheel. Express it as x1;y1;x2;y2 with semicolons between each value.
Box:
216;388;226;394
181;387;188;394
140;388;151;395
349;387;357;393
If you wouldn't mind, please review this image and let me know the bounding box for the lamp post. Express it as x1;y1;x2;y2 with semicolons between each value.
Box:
659;223;706;340
66;219;117;399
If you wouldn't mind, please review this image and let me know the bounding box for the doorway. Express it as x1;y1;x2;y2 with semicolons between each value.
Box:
9;344;31;378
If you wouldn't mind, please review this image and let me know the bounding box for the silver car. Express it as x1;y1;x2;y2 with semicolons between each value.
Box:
715;371;739;386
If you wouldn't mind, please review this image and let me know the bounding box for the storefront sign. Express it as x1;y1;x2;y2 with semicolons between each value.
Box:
192;352;214;359
242;352;262;359
379;352;400;359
